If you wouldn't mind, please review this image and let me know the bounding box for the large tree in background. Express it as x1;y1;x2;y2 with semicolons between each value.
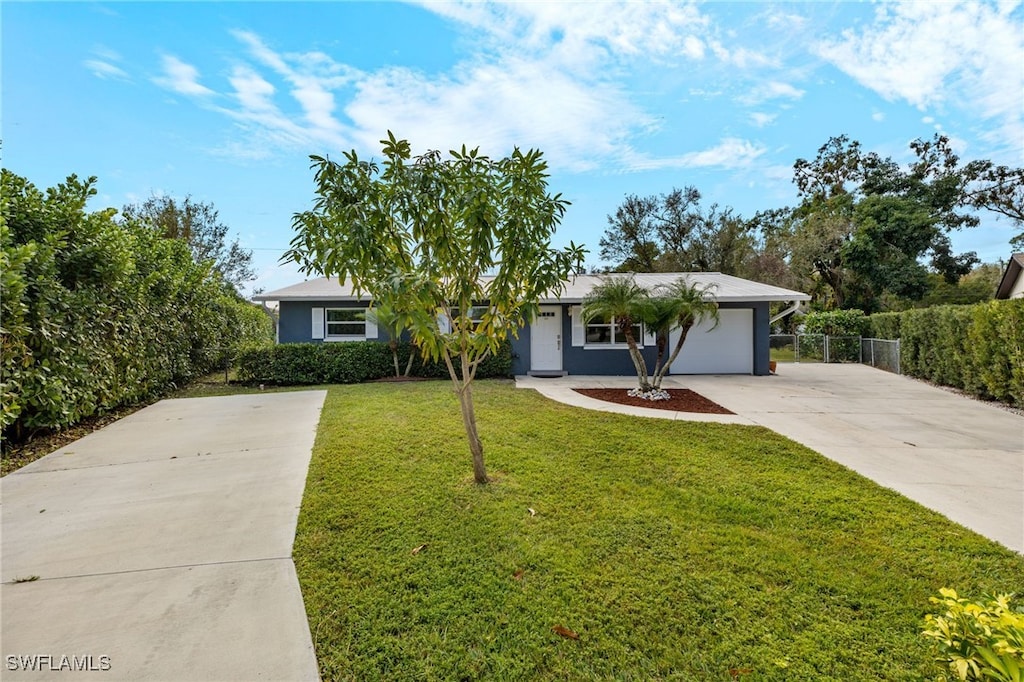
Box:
959;160;1024;250
784;134;1018;311
599;186;755;275
122;195;255;291
285;132;585;484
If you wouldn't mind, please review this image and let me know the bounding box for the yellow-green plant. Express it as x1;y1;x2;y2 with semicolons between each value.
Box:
922;588;1024;681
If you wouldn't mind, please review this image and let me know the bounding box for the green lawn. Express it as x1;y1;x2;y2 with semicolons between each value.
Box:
293;380;1024;681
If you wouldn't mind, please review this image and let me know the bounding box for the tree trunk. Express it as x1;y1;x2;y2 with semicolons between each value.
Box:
456;381;488;484
442;348;488;484
650;332;668;384
623;328;651;391
389;341;400;378
653;322;693;389
403;349;415;377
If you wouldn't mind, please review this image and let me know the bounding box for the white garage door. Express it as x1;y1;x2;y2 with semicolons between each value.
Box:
669;308;753;374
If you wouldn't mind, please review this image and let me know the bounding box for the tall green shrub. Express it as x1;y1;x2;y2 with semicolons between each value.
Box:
1;170;274;442
867;300;1024;406
969;300;1024;405
802;309;868;336
867;312;901;340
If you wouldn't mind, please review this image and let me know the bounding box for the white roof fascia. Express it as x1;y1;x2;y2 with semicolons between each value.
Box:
253;274;810;304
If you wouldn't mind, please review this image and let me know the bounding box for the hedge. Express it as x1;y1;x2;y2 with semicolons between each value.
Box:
235;340;513;385
1;170;275;442
867;300;1024;406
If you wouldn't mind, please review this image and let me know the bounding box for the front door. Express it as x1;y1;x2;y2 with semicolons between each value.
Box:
531;306;562;371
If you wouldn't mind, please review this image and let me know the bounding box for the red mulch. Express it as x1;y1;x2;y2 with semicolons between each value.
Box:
574;388;734;414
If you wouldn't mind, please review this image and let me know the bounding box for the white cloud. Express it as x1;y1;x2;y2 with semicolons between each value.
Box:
739;80;805;105
749;112;777;128
226;30;361;150
922;116;935;124
345;58;648;171
85;59;129;81
418;1;711;62
140;3;786;170
153;55;214;97
763;10;808;31
626;137;767;171
682;35;706;59
814;0;1023;158
872;111;885;122
85;46;130;81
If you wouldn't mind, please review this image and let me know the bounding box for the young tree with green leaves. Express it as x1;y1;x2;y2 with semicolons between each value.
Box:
285;133;585;484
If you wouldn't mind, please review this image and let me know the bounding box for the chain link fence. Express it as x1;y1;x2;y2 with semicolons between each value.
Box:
861;338;901;374
770;335;901;374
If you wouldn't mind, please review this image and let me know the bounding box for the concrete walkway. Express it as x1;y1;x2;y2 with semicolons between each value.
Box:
1;391;326;681
518;364;1024;554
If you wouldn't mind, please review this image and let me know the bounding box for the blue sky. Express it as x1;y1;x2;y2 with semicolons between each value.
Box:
4;1;1022;296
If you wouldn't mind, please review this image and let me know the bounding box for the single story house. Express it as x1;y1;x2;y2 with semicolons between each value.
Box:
995;253;1024;300
253;273;809;376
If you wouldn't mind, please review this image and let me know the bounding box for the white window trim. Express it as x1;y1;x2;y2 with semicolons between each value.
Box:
570;305;646;349
583;313;645;350
324;307;368;341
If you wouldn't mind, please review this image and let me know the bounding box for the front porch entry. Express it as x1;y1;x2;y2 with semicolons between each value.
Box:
529;305;564;376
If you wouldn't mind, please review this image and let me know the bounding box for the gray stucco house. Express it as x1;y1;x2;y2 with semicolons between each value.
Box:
254;273;809;377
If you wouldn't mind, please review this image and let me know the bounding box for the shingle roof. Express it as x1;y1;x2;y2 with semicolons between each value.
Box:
254;273;809;303
995;253;1024;300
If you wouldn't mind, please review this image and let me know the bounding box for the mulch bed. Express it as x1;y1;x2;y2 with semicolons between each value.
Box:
574;388;734;415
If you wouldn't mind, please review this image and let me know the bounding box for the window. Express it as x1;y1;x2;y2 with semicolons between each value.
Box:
446;305;487;332
325;308;365;338
585;315;642;346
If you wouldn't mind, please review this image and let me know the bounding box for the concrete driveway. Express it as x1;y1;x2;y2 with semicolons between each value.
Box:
1;390;326;681
519;364;1024;554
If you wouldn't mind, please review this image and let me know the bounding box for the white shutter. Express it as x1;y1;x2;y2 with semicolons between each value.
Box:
364;308;377;340
312;307;325;340
438;311;451;334
571;306;584;347
643;323;656;347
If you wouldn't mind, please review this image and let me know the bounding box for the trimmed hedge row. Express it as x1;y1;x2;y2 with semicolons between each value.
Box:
1;171;275;442
867;300;1024;406
235;340;513;385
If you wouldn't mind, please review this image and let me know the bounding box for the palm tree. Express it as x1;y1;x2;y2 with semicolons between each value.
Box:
364;302;416;378
643;295;682;385
581;275;653;391
647;278;719;390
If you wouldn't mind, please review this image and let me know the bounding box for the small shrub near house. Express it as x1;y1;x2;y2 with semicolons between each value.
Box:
867;300;1024;407
235;340;512;385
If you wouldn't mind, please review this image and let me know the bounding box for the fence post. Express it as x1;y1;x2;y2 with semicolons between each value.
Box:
824;335;830;364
